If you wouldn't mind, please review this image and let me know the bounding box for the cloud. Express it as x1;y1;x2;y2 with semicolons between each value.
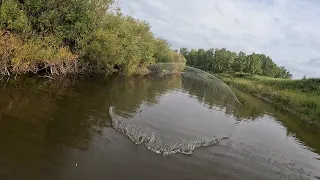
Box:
306;58;320;66
119;0;320;78
295;58;320;77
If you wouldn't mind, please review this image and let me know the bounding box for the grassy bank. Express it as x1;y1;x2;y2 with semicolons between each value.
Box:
218;73;320;122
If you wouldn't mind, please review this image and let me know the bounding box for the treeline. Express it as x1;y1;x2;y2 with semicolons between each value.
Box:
0;0;185;76
180;48;292;78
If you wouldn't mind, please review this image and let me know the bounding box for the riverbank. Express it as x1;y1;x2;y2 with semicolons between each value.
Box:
217;73;320;124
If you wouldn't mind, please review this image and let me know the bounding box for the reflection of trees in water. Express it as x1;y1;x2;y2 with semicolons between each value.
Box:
0;76;73;118
181;74;266;120
232;87;320;154
181;76;240;116
232;88;267;121
109;74;182;115
0;76;113;160
0;74;182;166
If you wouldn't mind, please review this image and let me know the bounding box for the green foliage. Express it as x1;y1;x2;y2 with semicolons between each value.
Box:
181;47;292;79
84;15;156;73
154;39;173;63
0;0;29;33
233;51;247;73
0;0;183;76
21;0;112;48
153;39;186;63
247;53;263;74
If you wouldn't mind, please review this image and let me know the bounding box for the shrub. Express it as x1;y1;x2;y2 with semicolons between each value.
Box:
0;31;21;75
12;37;78;75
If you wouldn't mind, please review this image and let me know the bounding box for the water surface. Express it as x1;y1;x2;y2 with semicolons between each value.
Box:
0;75;319;180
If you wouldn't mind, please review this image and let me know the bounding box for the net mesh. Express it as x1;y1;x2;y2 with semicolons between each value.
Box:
109;63;240;156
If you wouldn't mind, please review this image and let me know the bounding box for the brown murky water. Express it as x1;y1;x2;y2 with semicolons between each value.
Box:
0;74;319;180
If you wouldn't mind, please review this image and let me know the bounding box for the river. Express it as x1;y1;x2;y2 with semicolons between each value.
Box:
0;74;319;180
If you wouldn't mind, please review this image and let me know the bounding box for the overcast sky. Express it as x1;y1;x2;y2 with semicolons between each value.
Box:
119;0;320;78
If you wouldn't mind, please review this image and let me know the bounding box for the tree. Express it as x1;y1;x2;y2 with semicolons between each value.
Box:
248;53;262;75
261;56;277;77
181;47;292;78
179;47;189;57
233;51;247;73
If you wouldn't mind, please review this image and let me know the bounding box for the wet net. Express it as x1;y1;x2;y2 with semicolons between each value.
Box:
109;62;241;156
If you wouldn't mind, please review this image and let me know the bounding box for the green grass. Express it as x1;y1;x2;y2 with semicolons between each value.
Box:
218;73;320;122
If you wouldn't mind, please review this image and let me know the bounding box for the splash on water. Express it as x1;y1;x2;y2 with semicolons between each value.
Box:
109;106;229;156
108;63;241;155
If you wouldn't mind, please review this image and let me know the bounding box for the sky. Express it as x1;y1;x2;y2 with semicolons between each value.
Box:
118;0;320;78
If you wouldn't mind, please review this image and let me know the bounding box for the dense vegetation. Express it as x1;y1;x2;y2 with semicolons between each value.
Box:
219;73;320;122
180;48;292;78
0;0;185;76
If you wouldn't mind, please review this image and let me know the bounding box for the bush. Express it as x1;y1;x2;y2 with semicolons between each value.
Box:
0;31;77;75
12;37;78;75
0;31;20;75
